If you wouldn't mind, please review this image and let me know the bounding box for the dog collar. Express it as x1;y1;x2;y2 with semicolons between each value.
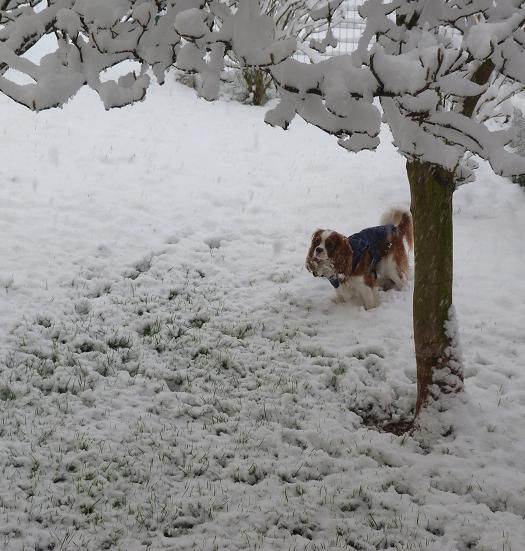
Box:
328;276;340;288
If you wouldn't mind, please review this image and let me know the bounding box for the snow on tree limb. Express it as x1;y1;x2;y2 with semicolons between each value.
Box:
1;0;525;178
0;1;344;109
265;0;525;177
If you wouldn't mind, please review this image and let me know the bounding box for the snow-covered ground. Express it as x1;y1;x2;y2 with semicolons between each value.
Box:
1;80;525;551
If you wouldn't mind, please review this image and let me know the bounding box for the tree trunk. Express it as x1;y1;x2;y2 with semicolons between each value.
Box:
407;160;463;416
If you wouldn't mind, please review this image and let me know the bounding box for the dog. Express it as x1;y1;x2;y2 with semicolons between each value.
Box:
305;207;413;309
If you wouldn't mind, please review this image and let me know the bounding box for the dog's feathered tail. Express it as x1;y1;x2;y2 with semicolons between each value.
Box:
380;207;413;251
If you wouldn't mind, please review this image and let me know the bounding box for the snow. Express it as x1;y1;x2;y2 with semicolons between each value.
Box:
309;0;344;22
56;8;83;36
74;0;130;27
1;79;525;550
174;9;210;39
465;14;524;59
370;47;427;95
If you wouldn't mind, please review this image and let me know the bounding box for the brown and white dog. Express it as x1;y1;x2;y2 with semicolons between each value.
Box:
305;208;413;309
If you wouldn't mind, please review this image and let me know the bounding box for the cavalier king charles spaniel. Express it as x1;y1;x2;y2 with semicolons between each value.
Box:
305;207;413;309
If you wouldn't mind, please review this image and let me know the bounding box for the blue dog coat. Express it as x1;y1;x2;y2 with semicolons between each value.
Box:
349;224;395;273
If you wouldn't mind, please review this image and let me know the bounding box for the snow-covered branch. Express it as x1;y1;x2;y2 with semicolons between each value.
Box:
1;0;525;180
0;0;341;107
266;0;525;177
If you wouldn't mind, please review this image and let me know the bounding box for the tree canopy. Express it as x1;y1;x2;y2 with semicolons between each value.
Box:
1;0;525;182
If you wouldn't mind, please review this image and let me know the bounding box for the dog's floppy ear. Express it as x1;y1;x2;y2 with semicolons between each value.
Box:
305;229;323;273
307;229;323;255
326;232;352;277
308;228;323;246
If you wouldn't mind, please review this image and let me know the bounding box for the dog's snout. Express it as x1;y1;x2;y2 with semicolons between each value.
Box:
315;247;323;255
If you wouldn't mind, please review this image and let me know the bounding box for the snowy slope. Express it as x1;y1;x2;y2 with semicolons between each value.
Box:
1;80;525;551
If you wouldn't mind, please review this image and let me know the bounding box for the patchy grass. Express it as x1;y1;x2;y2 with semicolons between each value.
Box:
0;250;524;551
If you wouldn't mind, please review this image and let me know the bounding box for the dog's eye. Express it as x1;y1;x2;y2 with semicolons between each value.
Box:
326;241;335;252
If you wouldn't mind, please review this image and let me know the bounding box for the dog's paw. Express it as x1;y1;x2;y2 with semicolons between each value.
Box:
362;292;380;310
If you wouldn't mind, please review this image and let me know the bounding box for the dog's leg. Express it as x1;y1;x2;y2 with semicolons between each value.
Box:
389;269;405;291
352;275;379;309
334;282;353;303
377;255;405;291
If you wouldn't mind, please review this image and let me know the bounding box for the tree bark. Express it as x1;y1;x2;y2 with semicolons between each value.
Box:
394;14;493;424
407;160;463;416
242;67;271;106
